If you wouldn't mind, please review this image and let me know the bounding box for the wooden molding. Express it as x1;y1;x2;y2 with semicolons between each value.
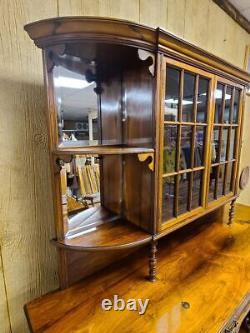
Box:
24;16;250;83
213;0;250;34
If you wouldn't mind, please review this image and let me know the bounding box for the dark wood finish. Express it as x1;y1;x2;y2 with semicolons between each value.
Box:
24;17;249;288
101;155;123;215
64;248;136;287
213;0;250;34
148;239;157;282
123;154;153;232
52;219;152;251
229;198;236;225
24;17;250;83
24;205;250;333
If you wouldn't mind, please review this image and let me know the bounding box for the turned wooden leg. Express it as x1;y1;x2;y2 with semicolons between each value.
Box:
148;240;157;282
228;198;236;225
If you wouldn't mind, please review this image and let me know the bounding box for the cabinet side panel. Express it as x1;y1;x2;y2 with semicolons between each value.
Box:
123;57;154;147
123;155;153;232
65;248;135;286
101;155;123;215
100;53;123;145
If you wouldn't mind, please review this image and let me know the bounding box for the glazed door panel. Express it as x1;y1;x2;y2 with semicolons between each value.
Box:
159;58;214;229
207;77;244;205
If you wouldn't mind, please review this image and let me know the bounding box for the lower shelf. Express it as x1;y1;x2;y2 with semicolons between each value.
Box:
52;219;152;251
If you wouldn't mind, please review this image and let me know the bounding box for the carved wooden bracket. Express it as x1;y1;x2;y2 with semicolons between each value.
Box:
137;153;154;171
54;155;73;174
137;49;155;76
46;44;66;72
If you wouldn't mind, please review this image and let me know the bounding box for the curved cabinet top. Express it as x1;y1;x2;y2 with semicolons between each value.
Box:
24;16;250;84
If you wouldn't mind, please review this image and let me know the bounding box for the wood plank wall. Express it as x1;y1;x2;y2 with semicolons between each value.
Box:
0;0;249;331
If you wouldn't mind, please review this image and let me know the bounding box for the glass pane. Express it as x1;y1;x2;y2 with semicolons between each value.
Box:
197;77;209;123
208;166;217;201
60;155;102;238
180;126;192;170
191;171;203;209
178;174;190;215
194;126;206;167
229;128;236;160
214;83;224;124
223;86;232;124
233;89;240;124
220;128;229;162
162;177;175;221
53;65;99;147
225;162;234;194
163;125;178;174
165;67;180;121
211;127;220;163
182;72;195;122
217;164;226;197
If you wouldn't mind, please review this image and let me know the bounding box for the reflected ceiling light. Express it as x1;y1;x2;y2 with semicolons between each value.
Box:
165;98;193;105
214;90;231;100
54;76;94;89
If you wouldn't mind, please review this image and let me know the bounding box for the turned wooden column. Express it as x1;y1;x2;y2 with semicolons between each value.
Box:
148;239;157;282
228;198;236;225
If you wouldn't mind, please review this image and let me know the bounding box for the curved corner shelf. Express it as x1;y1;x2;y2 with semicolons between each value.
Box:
52;220;152;252
53;146;154;156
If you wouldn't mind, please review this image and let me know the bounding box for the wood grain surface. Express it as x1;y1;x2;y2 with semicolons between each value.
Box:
0;0;250;332
54;219;151;251
25;204;250;333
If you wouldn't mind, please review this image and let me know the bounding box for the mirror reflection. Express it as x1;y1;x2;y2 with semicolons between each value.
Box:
60;155;104;238
53;66;99;147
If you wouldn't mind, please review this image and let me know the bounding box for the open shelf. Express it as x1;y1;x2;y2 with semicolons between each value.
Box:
53;146;154;156
52;219;152;251
66;206;118;238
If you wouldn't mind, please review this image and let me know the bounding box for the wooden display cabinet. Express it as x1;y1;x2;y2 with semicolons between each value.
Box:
24;17;249;288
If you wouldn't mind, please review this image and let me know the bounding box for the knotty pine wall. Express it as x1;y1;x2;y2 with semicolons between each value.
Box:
0;0;249;332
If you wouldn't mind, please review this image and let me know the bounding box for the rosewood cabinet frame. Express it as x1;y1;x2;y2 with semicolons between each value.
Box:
24;17;250;288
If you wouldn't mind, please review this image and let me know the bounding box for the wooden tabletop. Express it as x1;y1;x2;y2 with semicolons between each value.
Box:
25;205;250;333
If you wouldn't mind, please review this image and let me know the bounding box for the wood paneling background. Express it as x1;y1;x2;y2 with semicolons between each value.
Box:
0;0;249;331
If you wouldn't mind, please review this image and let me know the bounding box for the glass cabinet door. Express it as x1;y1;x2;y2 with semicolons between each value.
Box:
208;81;242;201
161;60;212;224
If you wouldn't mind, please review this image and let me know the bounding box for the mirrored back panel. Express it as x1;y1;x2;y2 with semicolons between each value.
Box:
59;152;154;238
49;43;154;148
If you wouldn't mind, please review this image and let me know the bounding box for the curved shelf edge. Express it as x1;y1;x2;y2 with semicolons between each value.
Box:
53;146;154;156
51;236;152;252
51;218;153;252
